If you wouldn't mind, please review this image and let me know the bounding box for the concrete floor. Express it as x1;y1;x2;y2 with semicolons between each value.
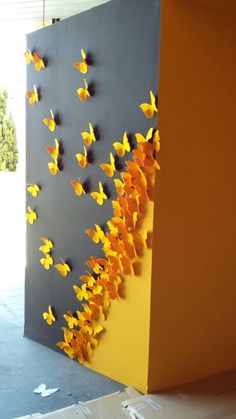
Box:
0;281;125;419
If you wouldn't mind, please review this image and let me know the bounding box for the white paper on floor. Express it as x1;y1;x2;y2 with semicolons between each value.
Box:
33;383;59;397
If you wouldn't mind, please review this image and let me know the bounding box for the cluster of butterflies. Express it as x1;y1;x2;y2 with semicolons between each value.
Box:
56;109;159;364
39;237;71;297
25;46;159;360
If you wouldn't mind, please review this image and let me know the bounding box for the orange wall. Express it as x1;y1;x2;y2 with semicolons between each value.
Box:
148;0;236;391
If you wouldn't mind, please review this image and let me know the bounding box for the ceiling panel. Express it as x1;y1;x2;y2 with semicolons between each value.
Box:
0;0;110;21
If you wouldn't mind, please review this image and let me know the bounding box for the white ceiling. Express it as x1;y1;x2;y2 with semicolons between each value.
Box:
0;0;110;21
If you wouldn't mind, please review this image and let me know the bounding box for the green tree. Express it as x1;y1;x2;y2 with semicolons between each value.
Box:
0;89;18;171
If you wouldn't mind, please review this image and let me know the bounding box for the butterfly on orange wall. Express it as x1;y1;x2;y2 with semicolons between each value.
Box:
43;110;56;132
153;129;160;152
81;122;96;146
77;78;90;101
25;206;37;224
43;305;56;325
113;132;130;157
75;146;88;168
90;182;108;205
40;253;54;270
27;184;40;197
32;52;45;71
26;85;39;105
39;237;53;254
100;152;116;177
55;259;71;277
139;90;158;119
73;49;88;74
70;179;85;197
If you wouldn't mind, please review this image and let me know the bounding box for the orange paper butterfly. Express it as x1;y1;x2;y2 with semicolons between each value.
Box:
73;49;88;74
70;179;85;197
75;146;88;168
77;78;90;102
26;85;38;105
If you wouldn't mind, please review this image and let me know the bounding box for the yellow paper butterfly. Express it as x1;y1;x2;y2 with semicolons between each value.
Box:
90;182;107;206
43;110;56;132
55;258;71;277
63;311;79;329
26;206;37;224
100;153;116;177
85;224;105;244
48;161;59;176
43;305;55;325
75;146;88;168
81;123;96;146
73;49;88;74
27;184;40;197
39;237;53;254
80;271;96;287
114;178;125;196
32;52;45;71
70;179;85;197
73;284;90;301
24;48;33;65
153;129;160;152
113;132;130;157
135;127;154;144
45;138;59;161
26;85;38;105
77;78;90;102
40;253;53;270
139;90;157;119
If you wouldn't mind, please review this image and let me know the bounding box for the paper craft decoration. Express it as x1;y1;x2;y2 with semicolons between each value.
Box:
32;52;45;71
113;132;130;157
70;179;85;197
73;49;88;74
85;224;105;244
55;259;71;277
81;123;96;146
45;138;60;175
75;146;88;168
24;48;33;65
90;182;108;205
100;152;116;177
34;383;59;397
39;237;53;254
27;184;40;197
135;127;154;144
25;206;37;224
48;162;59;176
77;78;90;101
45;138;59;161
153;129;160;152
139;90;157;119
43;110;56;132
40;253;53;270
43;305;56;325
26;85;39;105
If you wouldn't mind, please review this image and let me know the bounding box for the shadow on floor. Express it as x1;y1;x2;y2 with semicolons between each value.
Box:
0;282;124;419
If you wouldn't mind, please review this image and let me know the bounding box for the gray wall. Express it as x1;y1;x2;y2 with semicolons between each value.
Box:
25;0;160;350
